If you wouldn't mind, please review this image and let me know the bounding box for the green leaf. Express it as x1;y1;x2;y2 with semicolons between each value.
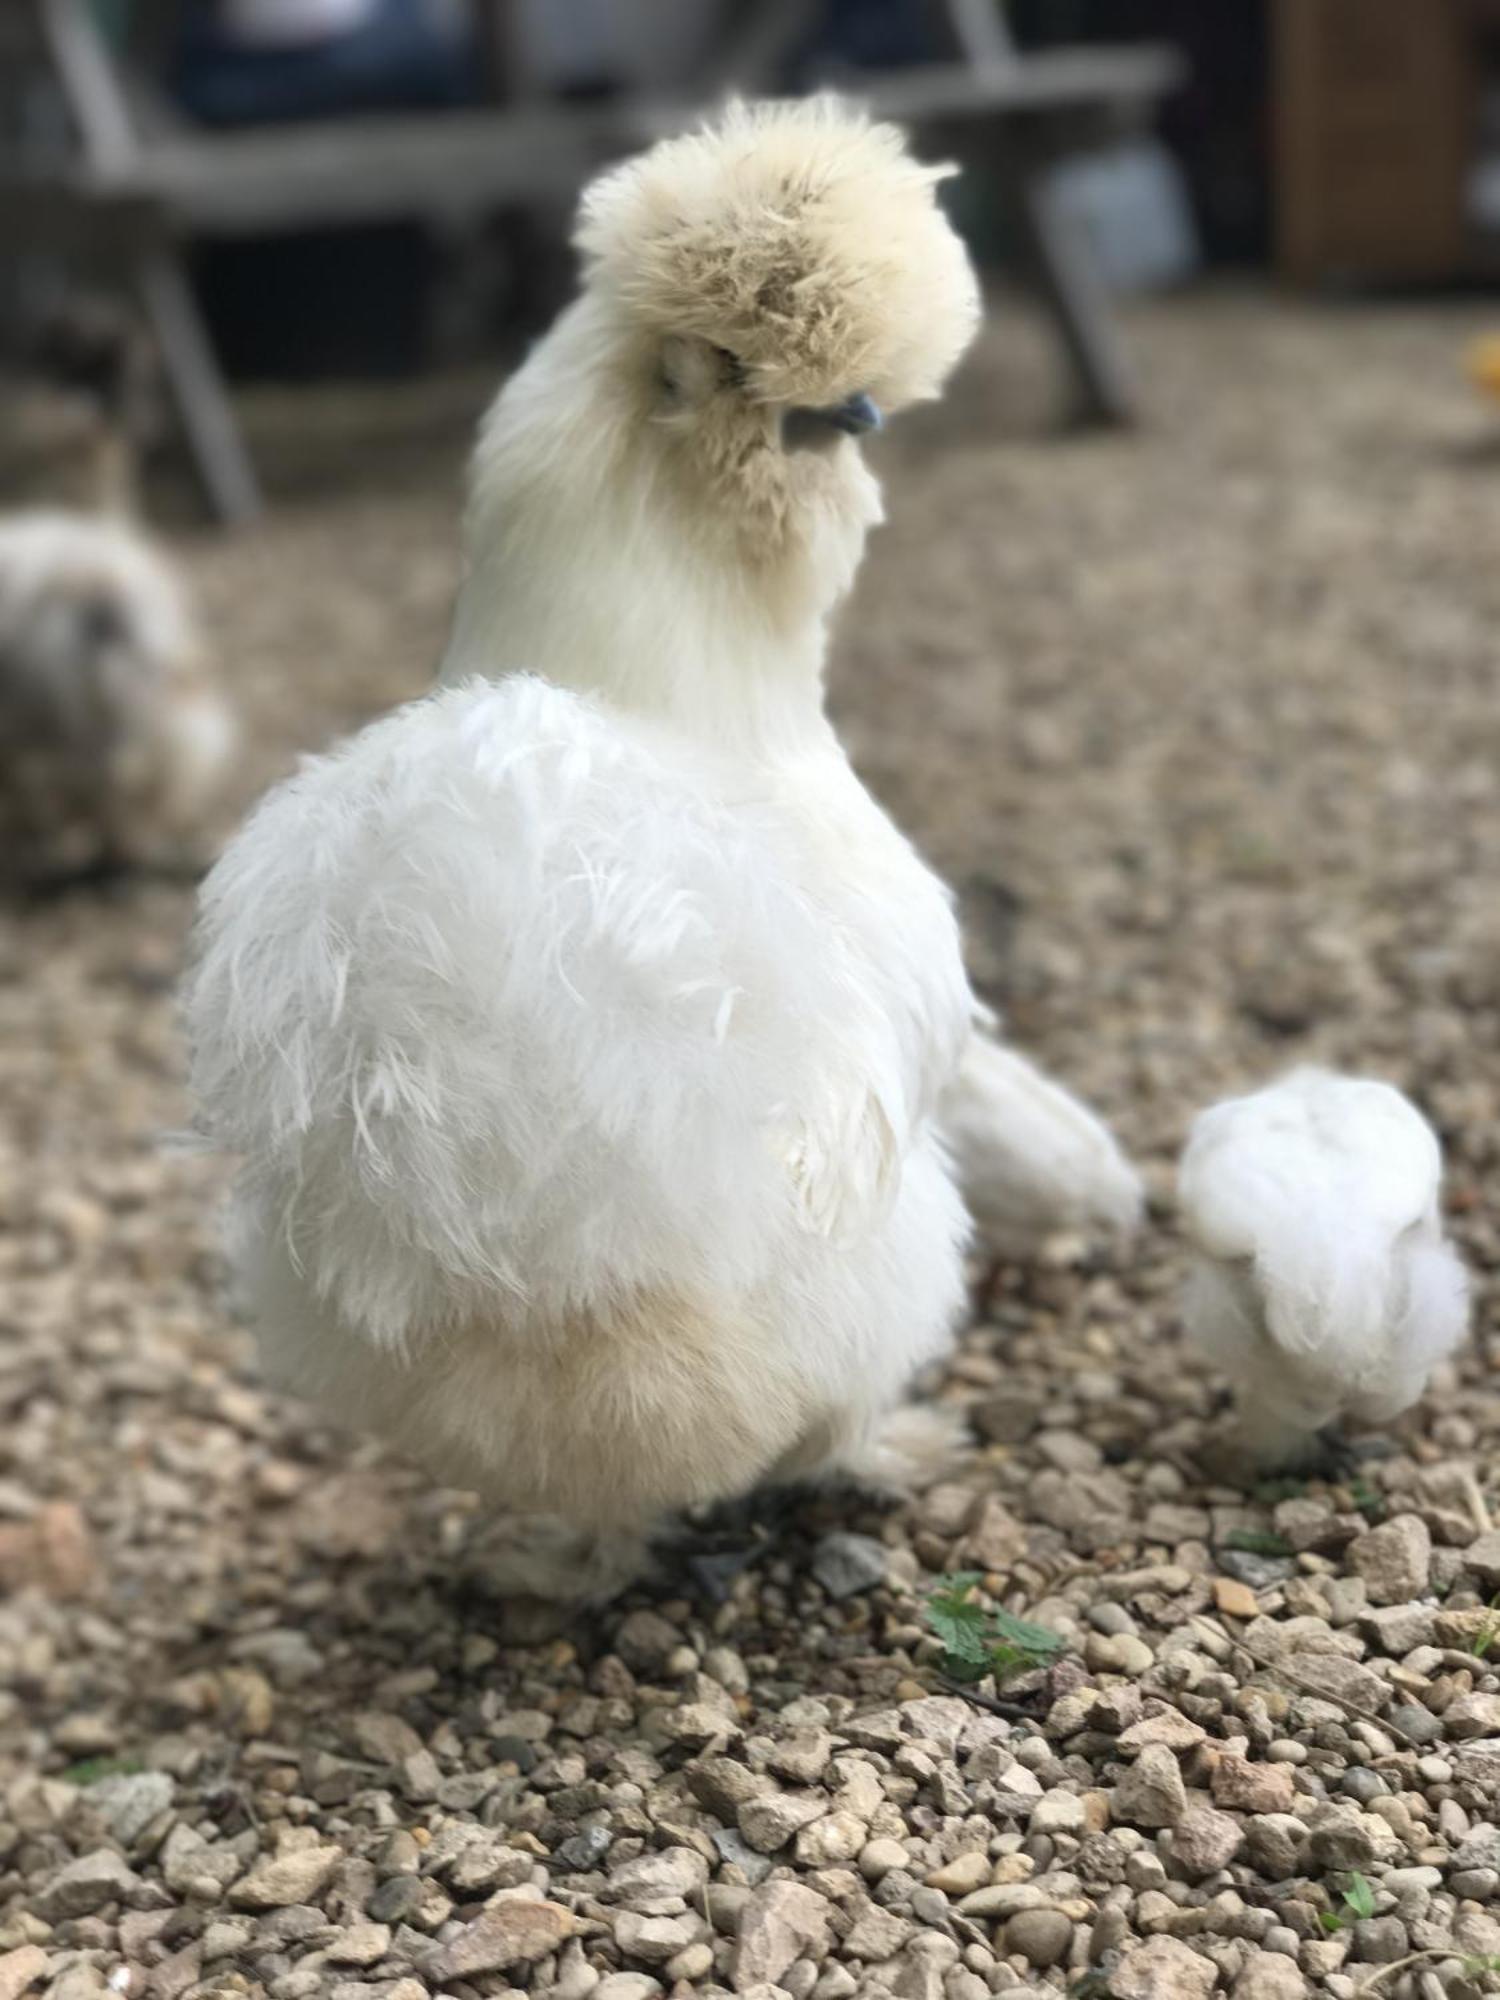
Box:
63;1753;145;1785
923;1574;1064;1685
1251;1477;1305;1506
940;1649;989;1684
1470;1592;1500;1660
990;1642;1049;1686
1344;1873;1375;1921
925;1577;995;1672
926;1604;992;1668
1223;1529;1293;1557
935;1571;985;1594
1318;1912;1342;1935
990;1608;1065;1659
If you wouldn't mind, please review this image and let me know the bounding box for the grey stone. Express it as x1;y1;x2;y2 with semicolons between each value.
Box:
614;1610;685;1673
1172;1800;1244;1876
1389;1703;1445;1745
36;1848;139;1919
347;1710;425;1764
1218;1550;1296;1589
811;1532;888;1600
841;1898;912;1962
437;1897;577;1978
230;1844;344;1910
1029;1792;1088;1836
738;1789;830;1853
557;1825;613;1871
324;1922;392;1966
734;1880;833;1989
613;1912;701;1965
1307;1805;1389;1870
1108;1936;1216;2000
1112;1743;1187;1829
1284;1652;1388;1710
1002;1909;1072;1968
1360;1603;1438;1654
688;1755;771;1821
593;1978;663;2000
88;1769;174;1847
712;1827;775;1885
1350;1917;1408;1964
608;1846;709;1908
366;1875;426;1925
1231;1952;1308;2000
1348;1514;1430;1604
1242;1814;1308;1880
1446;1693;1500;1740
767;1730;836;1786
1339;1769;1388;1803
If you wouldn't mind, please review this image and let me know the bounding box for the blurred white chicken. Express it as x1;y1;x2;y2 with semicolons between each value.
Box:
186;97;1138;1601
1179;1067;1468;1469
0;511;236;883
1;299;235;883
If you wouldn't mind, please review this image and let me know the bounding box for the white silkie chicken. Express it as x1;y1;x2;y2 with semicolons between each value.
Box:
1179;1067;1468;1470
185;97;1139;1601
0;511;236;883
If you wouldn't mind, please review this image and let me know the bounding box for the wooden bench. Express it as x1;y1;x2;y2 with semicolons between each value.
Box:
2;0;1182;523
637;24;1184;432
730;2;1184;430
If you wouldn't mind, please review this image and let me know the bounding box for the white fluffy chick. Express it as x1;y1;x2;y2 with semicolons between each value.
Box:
1178;1067;1468;1469
185;98;1124;1602
0;511;237;883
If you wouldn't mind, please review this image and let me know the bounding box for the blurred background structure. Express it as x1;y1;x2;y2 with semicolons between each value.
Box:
5;2;1500;519
2;0;1189;518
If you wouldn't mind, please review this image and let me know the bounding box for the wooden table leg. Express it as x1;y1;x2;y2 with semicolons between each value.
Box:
1006;152;1138;428
137;249;262;525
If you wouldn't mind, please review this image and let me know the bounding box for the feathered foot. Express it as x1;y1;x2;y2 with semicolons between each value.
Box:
1199;1402;1353;1487
463;1514;650;1613
826;1402;973;1499
944;1034;1144;1262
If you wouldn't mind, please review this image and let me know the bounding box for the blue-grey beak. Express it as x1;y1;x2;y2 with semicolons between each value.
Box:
819;392;883;436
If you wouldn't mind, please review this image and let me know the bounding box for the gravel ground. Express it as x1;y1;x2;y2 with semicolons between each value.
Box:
3;291;1500;2000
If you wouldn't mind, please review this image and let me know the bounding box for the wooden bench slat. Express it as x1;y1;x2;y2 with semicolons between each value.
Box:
850;47;1185;124
132;107;617;234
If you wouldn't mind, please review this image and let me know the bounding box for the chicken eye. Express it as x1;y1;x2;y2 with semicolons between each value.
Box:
658;336;742;406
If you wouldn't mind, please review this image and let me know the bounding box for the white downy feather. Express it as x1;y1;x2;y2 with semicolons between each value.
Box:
1178;1067;1468;1463
943;1028;1143;1256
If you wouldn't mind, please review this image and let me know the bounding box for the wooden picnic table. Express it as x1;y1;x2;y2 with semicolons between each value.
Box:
1;0;1183;522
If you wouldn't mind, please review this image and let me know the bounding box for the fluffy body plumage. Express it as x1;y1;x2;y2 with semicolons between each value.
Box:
1178;1067;1468;1466
186;97;1134;1596
193;673;973;1563
0;511;235;881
